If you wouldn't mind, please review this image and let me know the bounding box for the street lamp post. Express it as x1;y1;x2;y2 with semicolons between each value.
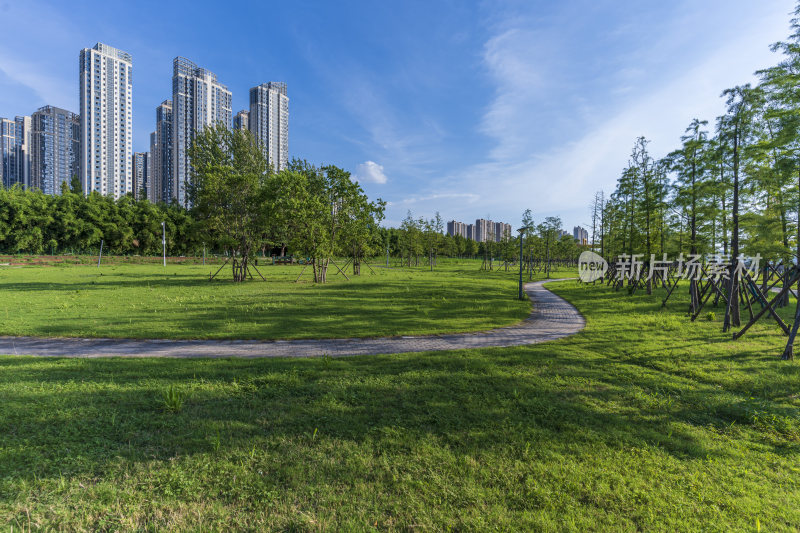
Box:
161;221;166;268
518;227;531;300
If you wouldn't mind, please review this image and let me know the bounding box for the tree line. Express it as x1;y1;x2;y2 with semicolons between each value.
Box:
592;3;800;332
0;123;584;282
381;209;583;271
0;177;195;256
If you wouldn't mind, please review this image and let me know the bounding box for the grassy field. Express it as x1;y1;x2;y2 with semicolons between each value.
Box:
1;277;799;531
0;259;550;340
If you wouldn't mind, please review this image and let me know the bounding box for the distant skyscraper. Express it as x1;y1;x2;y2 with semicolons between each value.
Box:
0;116;31;189
152;100;173;203
79;42;133;199
467;224;475;241
475;219;493;242
573;226;588;245
494;222;512;242
148;132;156;201
233;110;249;131
447;220;467;238
132;152;149;200
249;82;288;171
172;57;232;207
0;119;15;188
30;106;80;195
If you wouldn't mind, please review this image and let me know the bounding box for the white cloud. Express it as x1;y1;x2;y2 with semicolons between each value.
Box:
355;160;388;184
441;0;796;229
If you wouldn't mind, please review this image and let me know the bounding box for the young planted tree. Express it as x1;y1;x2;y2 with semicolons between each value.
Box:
537;216;562;278
340;195;386;275
189;123;272;282
719;85;757;331
758;8;800;358
272;160;378;283
668;119;711;308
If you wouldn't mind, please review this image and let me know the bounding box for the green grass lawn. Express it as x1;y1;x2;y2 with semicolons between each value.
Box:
0;259;550;340
1;278;799;530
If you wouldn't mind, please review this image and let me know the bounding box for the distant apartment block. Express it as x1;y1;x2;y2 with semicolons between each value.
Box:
233;110;249;131
132;152;149;200
151;100;173;203
446;220;467;238
447;218;512;242
80;42;133;199
573;226;588;245
30;106;80;195
0;116;31;189
494;221;512;242
172;57;232;207
149;132;156;200
249;82;289;171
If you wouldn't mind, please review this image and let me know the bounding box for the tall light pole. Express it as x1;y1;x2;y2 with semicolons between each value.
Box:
161;221;166;267
518;227;531;300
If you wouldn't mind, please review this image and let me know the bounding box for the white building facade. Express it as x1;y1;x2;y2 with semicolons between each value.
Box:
79;43;133;199
248;82;289;172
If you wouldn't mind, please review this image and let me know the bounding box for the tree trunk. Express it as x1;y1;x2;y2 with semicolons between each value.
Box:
724;128;741;331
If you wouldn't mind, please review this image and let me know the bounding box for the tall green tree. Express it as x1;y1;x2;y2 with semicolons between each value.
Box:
189;123;272;282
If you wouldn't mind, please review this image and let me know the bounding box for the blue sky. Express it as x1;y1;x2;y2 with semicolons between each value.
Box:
0;0;795;229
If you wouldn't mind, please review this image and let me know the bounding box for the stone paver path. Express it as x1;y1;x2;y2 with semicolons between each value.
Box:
0;279;584;358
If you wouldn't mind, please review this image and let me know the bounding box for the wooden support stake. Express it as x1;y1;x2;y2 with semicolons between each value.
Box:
732;270;796;340
209;257;230;281
294;263;309;283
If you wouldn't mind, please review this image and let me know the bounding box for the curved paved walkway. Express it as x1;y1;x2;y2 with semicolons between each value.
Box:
0;279;584;358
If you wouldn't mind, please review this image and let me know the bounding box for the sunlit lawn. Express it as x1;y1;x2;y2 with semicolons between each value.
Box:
1;278;799;530
0;259;553;340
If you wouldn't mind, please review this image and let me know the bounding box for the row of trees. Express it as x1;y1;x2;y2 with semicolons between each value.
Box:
0;177;195;256
382;209;583;270
189;124;386;282
1;125;583;282
592;3;800;336
0;124;387;284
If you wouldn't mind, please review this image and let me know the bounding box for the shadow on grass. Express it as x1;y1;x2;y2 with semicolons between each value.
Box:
2;337;797;488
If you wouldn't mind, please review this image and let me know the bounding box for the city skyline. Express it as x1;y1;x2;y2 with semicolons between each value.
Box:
1;43;292;208
447;218;513;243
0;0;794;231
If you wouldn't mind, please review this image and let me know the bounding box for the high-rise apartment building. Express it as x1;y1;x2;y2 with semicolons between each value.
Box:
248;82;288;172
148;132;156;200
151;100;173;203
0;119;17;188
0;116;31;189
448;218;512;242
494;222;512;242
79;42;133;199
30;106;80;195
447;220;467;238
233;110;249;131
172;57;232;207
475;219;493;243
573;226;588;245
132;152;149;200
